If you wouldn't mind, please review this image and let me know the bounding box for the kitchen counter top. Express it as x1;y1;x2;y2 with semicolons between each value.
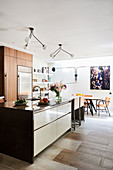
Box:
0;99;71;113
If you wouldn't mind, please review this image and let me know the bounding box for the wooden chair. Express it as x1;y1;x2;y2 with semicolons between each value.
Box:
76;93;84;96
96;97;110;116
84;95;92;114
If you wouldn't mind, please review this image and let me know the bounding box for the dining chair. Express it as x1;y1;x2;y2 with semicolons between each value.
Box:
84;95;92;115
96;97;111;116
76;93;84;96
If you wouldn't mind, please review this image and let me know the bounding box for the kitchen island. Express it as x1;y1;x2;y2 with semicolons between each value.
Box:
0;99;71;163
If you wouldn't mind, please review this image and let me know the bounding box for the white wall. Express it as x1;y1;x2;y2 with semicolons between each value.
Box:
48;56;113;110
33;54;48;71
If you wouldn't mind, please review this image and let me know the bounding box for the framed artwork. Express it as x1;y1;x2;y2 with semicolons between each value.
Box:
90;66;110;90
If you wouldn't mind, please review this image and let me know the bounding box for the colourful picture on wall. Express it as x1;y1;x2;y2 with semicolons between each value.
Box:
90;66;110;90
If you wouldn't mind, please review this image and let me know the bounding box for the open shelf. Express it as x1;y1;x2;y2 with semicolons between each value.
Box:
33;91;50;94
33;73;53;76
33;82;53;85
33;67;52;99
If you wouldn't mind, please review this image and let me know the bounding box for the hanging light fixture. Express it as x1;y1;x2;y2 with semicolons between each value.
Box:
24;27;46;50
50;44;74;58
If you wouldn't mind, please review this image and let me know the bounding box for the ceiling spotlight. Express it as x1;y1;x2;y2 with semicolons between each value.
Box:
24;43;28;49
42;44;46;50
25;36;30;43
24;27;46;50
70;54;74;57
50;44;74;58
50;54;53;58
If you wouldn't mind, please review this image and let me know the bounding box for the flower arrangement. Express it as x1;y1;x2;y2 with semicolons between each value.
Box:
50;82;67;103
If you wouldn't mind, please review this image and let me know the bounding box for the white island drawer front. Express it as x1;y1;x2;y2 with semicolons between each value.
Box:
74;97;79;110
34;121;57;156
80;96;84;107
57;103;71;117
57;113;71;138
34;107;57;130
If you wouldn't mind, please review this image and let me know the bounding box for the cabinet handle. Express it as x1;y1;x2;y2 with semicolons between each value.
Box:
5;73;7;102
18;75;20;99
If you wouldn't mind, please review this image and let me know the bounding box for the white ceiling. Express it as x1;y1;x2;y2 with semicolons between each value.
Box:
0;0;113;61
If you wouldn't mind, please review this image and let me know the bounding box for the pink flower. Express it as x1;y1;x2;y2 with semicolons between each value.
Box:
50;82;67;94
55;83;60;87
63;86;65;90
57;87;61;92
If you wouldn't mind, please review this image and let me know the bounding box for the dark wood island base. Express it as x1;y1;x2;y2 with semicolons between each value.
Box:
0;107;34;163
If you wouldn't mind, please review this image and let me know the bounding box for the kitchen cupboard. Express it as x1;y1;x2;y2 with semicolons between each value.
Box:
34;121;57;156
0;46;33;101
17;58;26;66
17;50;32;67
4;55;17;101
57;104;71;138
34;102;71;157
17;59;32;67
4;47;16;57
26;60;33;67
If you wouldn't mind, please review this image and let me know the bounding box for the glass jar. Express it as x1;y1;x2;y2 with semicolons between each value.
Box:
55;95;62;103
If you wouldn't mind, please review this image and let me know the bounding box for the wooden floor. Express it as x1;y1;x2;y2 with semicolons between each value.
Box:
54;112;113;170
0;111;113;170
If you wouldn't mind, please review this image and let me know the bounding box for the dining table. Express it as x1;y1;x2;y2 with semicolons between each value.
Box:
84;96;103;116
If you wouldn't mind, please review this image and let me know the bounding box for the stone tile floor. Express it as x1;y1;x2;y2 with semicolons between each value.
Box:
0;111;113;170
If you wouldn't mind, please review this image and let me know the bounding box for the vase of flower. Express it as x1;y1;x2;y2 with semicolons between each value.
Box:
55;93;62;103
50;82;67;103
